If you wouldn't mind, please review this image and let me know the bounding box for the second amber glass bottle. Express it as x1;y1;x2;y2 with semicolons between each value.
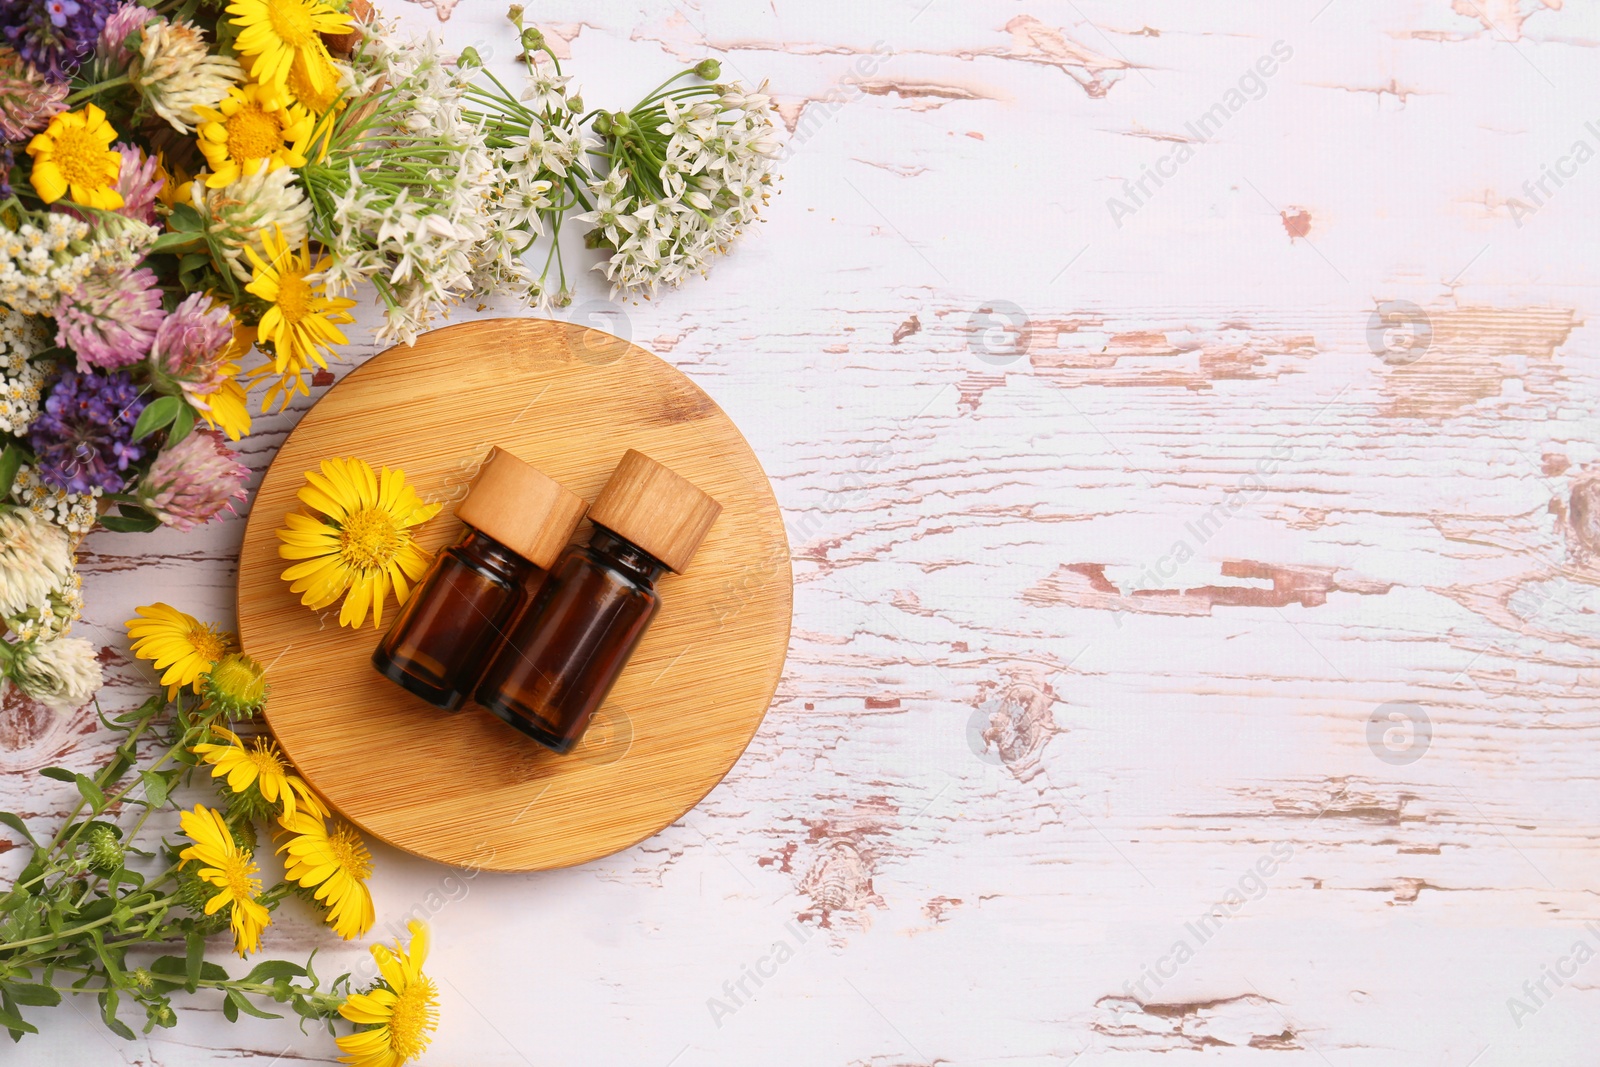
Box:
474;450;721;753
371;447;587;710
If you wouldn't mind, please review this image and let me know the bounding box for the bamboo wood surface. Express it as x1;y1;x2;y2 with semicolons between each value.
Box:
235;319;793;871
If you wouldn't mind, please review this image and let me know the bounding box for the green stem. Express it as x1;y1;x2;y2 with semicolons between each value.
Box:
65;74;132;106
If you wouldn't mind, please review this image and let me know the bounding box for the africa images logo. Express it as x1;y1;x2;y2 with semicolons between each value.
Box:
1107;40;1294;228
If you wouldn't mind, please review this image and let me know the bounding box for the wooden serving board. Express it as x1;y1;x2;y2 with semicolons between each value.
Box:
235;319;792;872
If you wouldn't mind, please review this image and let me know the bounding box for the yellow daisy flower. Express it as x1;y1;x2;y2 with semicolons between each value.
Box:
192;726;321;819
244;226;355;412
26;104;126;210
270;38;346;114
337;921;438;1067
153;152;191;214
126;603;236;698
227;0;351;97
196;82;313;188
275;457;441;629
278;809;374;939
196;323;257;439
178;805;271;957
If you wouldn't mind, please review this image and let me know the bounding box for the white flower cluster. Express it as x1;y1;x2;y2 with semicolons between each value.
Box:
134;17;243;133
11;464;101;539
584;83;779;298
319;29;502;345
8;634;101;713
471;60;594;308
0;305;47;435
0;212;93;314
6;567;83;643
0;212;158;315
0;507;72;620
193;167;312;282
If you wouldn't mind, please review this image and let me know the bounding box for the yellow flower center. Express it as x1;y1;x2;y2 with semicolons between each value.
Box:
266;0;318;46
188;624;230;663
386;977;439;1062
328;823;373;879
51;126;112;190
225;103;284;163
208;653;267;707
274;269;313;324
215;850;261;905
338;506;402;573
247;739;287;780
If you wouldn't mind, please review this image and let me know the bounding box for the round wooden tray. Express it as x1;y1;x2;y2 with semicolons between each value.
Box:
236;319;792;871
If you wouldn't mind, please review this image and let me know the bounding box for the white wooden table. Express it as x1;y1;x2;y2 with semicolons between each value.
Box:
6;1;1599;1062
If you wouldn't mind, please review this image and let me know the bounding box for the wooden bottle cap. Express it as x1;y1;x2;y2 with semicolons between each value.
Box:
455;446;588;570
587;449;722;573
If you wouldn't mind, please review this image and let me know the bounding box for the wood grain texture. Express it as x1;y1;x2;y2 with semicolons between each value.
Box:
4;1;1600;1064
236;319;792;871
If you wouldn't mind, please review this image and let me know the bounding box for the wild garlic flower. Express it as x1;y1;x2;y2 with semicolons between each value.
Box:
303;25;498;344
582;73;779;298
132;16;243;133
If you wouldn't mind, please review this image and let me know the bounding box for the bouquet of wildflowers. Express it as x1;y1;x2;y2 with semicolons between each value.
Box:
0;0;779;719
0;602;439;1063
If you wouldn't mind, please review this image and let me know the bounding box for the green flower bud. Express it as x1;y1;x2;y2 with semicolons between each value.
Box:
694;58;722;81
458;46;483;68
521;26;545;51
566;94;583;113
506;4;524;24
201;653;268;718
592;111;613;135
82;823;124;874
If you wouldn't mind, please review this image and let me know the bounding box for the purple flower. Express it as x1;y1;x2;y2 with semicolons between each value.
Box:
112;142;161;225
28;365;147;494
0;0;114;80
55;265;165;370
137;429;249;531
149;292;232;395
0;44;63;139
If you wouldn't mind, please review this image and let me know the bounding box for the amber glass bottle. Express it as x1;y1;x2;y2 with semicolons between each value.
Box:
474;450;721;753
372;447;587;710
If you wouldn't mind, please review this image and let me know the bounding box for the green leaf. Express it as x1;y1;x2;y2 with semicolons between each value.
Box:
168;401;196;446
226;990;281;1020
150;230;207;254
98;989;136;1041
0;994;36;1037
244;960;307;984
99;507;161;534
38;767;75;783
166;203;203;232
0;813;35;846
132;395;181;441
185;931;205;993
0;444;23;499
74;774;106;814
221;992;238;1023
5;984;59;1008
139;770;170;809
